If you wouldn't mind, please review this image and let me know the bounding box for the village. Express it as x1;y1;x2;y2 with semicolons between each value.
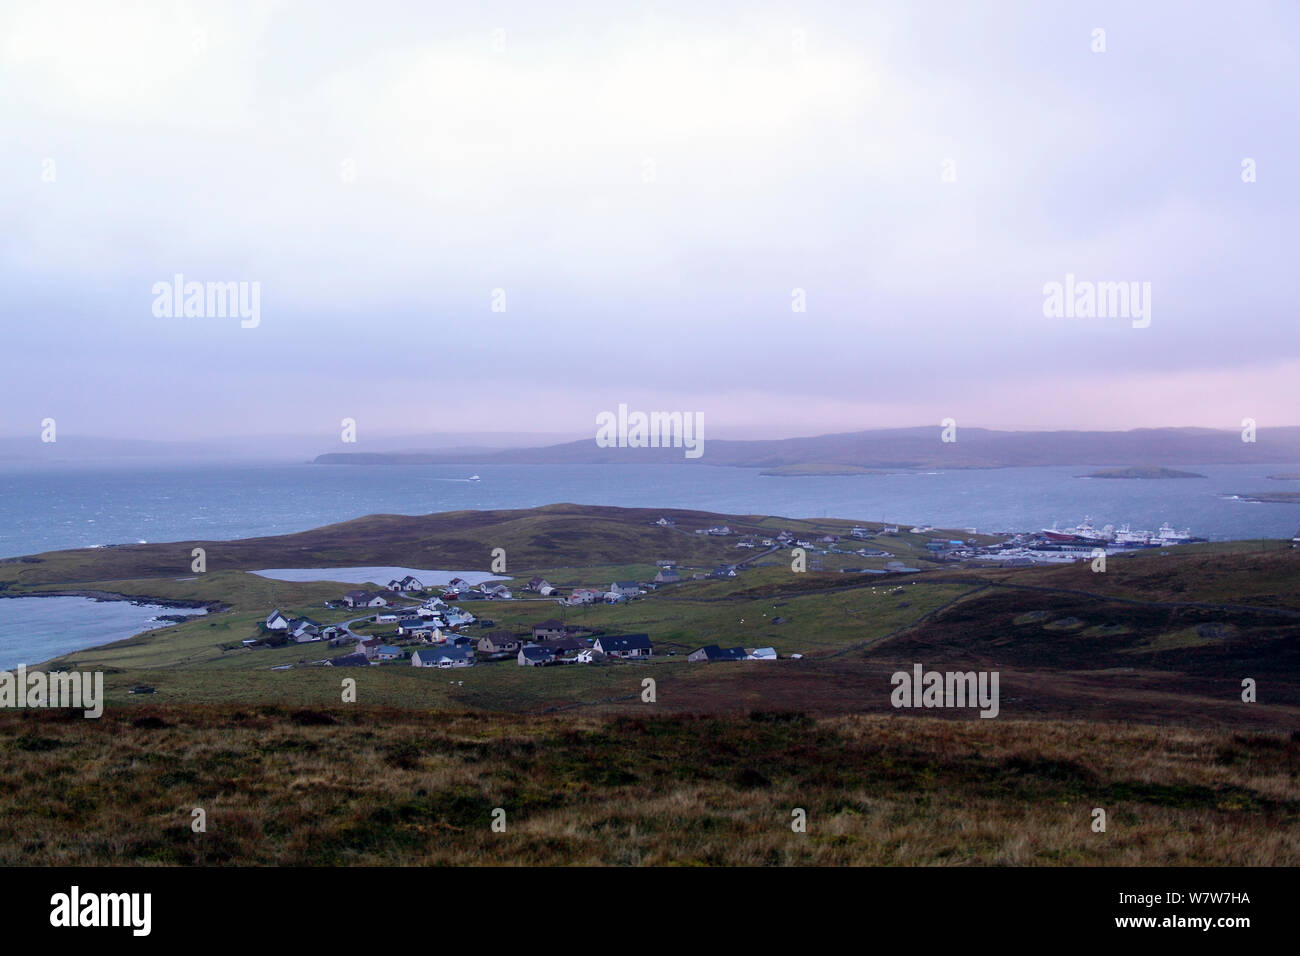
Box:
247;527;792;670
241;511;1224;675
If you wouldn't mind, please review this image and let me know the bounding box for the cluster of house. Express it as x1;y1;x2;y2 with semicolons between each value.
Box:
328;618;657;670
260;610;345;644
566;580;644;605
341;577;513;608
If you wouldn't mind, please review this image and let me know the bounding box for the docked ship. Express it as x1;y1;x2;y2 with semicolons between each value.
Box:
1040;517;1113;543
1113;524;1152;545
1154;522;1192;544
1045;521;1194;547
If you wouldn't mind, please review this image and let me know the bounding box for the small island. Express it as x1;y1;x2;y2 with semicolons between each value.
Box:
1234;491;1300;504
1080;466;1206;479
759;463;890;477
1267;473;1300;480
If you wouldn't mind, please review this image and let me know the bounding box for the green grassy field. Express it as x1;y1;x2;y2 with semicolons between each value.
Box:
2;507;1293;723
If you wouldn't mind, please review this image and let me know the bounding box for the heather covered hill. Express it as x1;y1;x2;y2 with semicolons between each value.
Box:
1;707;1294;866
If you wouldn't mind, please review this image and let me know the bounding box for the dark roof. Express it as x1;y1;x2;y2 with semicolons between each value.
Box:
598;633;652;652
692;645;747;661
538;636;587;651
416;645;471;662
520;645;555;662
535;619;564;629
330;653;369;667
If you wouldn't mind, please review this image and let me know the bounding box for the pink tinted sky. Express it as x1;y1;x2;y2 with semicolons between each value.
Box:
1;0;1296;441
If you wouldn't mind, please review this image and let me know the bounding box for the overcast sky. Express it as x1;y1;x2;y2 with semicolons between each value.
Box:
2;0;1296;444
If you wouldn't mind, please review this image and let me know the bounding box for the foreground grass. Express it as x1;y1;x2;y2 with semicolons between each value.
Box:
1;707;1295;865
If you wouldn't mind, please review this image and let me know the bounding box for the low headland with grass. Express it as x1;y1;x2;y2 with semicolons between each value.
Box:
1;504;1296;865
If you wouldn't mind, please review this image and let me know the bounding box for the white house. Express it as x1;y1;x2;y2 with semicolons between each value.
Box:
747;647;777;660
291;620;321;642
593;634;653;658
610;581;640;598
412;645;472;668
265;610;290;631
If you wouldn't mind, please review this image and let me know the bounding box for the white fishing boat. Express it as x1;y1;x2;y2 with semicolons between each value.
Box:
1041;517;1113;543
1154;522;1192;544
1114;524;1151;545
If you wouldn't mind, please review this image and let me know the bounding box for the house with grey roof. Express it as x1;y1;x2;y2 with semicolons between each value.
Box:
478;631;522;656
593;634;653;658
387;575;424;592
688;645;747;662
412;645;473;668
532;619;566;641
518;644;556;667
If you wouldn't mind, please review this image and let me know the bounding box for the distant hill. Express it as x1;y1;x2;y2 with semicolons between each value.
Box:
313;426;1300;470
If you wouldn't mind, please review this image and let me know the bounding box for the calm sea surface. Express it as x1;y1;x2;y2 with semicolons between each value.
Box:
0;596;205;670
2;461;1298;559
2;460;1297;665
